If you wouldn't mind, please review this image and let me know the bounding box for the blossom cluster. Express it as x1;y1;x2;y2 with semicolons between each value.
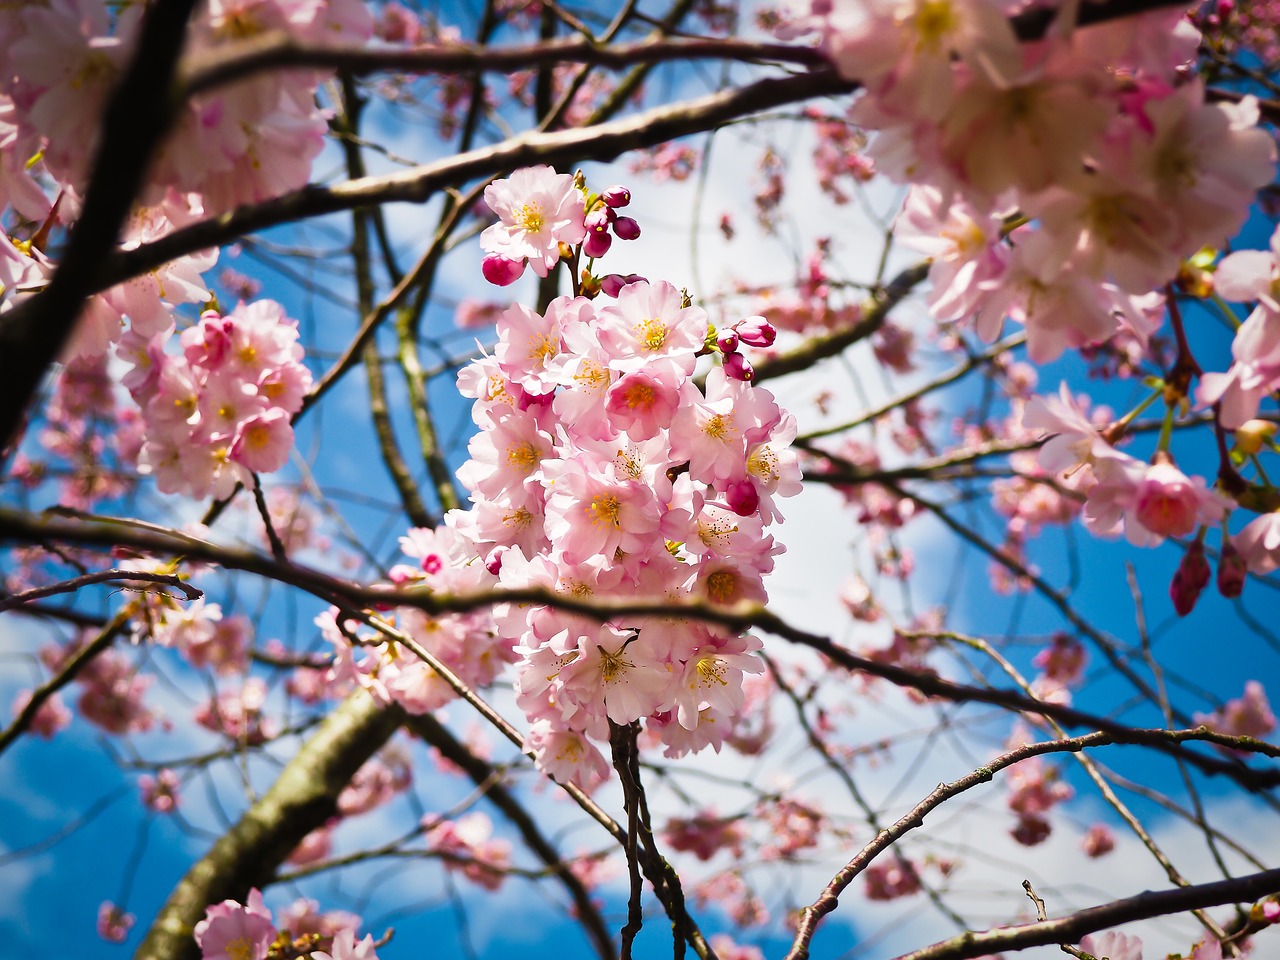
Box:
773;0;1280;603
324;167;801;788
194;888;380;960
466;271;800;783
122;300;312;499
784;3;1275;360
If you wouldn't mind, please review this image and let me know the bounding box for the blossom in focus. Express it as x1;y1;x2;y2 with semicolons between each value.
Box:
194;888;276;960
481;165;586;277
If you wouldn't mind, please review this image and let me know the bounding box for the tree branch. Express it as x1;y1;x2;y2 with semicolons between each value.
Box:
134;689;404;960
888;866;1280;960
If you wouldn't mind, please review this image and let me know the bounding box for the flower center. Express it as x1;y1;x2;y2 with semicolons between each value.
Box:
635;317;668;352
706;570;738;604
515;201;545;234
589;494;621;528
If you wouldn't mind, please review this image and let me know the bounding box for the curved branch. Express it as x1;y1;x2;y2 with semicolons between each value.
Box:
0;569;201;613
100;69;852;292
786;730;1224;960
181;35;830;96
887;866;1280;960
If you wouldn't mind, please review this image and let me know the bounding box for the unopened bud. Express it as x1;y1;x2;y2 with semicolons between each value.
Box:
600;185;631;208
1170;539;1211;616
734;315;777;347
1218;540;1247;598
612;216;641;241
723;350;755;382
481;254;525;286
717;330;739;354
725;480;759;516
585;207;613;231
484;546;507;576
583;228;612;259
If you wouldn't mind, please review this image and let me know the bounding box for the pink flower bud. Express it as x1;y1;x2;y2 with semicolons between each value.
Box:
1262;900;1280;923
585;207;614;231
1218;540;1247;598
612;216;641;240
482;254;525;286
1081;823;1115;858
1134;461;1200;538
723;350;755;382
1011;815;1051;846
601;185;631;208
484;546;506;576
734;315;777;347
717;330;739;353
1171;540;1211;616
725;479;759;516
583;229;612;259
600;274;628;297
388;564;419;584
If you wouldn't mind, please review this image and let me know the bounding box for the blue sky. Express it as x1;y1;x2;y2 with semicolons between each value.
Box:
4;5;1280;960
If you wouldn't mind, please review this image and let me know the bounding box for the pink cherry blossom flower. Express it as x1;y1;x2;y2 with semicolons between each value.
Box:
1195;681;1276;742
481;165;586;277
194;889;276;960
1216;224;1280;307
604;367;680;441
10;689;70;738
1233;511;1280;574
1198;305;1280;428
139;768;181;813
558;624;673;727
523;719;611;791
1021;383;1110;476
1082;823;1116;858
98;901;134;943
863;858;923;901
1084;454;1228;547
311;930;380;960
1078;930;1143;960
288;822;335;866
671;631;763;729
596;279;708;376
542;456;661;565
1133;459;1219;539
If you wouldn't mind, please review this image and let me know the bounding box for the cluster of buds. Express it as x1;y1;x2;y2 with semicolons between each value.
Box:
716;315;778;383
583;184;641;259
479;167;642;286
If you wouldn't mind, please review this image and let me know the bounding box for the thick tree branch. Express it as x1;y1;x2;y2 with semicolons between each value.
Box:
134;689;404;960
